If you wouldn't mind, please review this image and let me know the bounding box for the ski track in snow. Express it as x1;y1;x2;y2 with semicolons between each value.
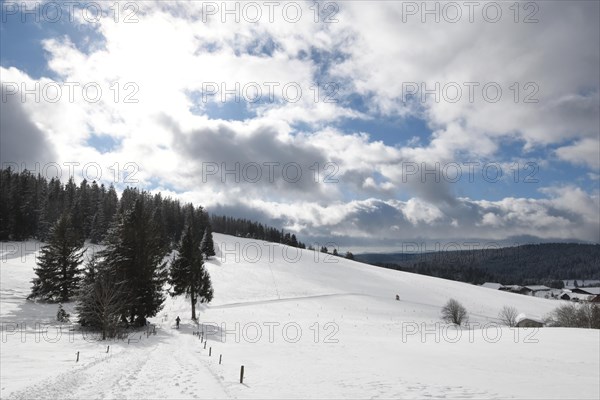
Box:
7;329;231;400
209;293;368;309
210;293;502;322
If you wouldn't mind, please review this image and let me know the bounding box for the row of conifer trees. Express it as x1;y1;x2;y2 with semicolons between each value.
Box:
28;194;216;338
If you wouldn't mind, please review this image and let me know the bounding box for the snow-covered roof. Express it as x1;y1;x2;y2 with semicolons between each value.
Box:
574;287;600;295
482;282;503;290
501;285;523;290
516;313;544;324
524;285;551;291
565;293;594;301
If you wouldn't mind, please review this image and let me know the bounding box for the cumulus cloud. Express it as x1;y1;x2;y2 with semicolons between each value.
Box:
1;0;598;247
555;138;600;169
0;83;58;167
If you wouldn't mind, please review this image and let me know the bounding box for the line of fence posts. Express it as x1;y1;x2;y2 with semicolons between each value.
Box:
194;327;245;385
76;324;246;384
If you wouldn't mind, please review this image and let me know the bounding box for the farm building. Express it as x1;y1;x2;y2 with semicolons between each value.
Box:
570;287;600;296
499;285;529;295
481;282;504;290
522;285;551;297
515;313;544;328
559;290;597;302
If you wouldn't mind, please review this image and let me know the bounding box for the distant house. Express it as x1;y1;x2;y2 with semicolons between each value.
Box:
558;290;594;302
522;285;551;296
546;288;563;298
481;282;504;290
515;313;544;328
499;285;528;295
571;287;600;296
560;292;571;301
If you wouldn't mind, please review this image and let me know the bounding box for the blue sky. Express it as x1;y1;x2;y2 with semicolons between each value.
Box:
1;1;599;249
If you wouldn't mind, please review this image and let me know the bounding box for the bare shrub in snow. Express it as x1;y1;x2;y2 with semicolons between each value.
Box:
544;303;600;329
498;306;519;327
441;298;468;326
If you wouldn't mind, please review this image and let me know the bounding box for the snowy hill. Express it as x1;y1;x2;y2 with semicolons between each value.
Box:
1;234;599;399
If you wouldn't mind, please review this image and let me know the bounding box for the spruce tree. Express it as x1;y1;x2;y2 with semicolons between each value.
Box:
100;198;168;326
290;234;298;247
89;204;106;244
170;225;214;320
77;254;128;339
200;225;216;258
29;214;84;302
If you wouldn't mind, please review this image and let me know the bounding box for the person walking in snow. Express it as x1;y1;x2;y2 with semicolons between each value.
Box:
175;316;181;329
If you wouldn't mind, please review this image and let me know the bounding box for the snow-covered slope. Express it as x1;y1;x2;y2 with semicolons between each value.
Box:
1;235;598;399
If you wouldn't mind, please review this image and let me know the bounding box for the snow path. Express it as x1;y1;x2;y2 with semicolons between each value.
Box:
7;329;231;400
209;293;368;309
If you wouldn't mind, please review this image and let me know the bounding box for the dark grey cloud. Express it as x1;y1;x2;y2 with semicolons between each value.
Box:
0;84;57;168
162;115;334;201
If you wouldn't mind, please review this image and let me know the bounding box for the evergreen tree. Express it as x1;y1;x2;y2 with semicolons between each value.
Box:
103;184;118;229
29;214;84;302
345;251;354;260
37;192;51;241
76;254;127;339
290;234;298;247
89;207;106;244
200;225;216;258
100;198;168;326
170;225;214;320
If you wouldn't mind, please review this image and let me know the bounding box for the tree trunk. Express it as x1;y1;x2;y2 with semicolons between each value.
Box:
191;292;196;320
61;264;68;302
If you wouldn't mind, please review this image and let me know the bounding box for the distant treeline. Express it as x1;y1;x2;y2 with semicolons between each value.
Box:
210;215;306;249
0;168;305;249
0;167;204;245
359;243;600;287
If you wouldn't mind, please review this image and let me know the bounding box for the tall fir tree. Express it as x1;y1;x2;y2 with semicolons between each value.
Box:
29;214;84;302
89;201;106;244
103;184;118;228
200;225;216;258
77;254;127;339
100;198;168;326
170;225;214;320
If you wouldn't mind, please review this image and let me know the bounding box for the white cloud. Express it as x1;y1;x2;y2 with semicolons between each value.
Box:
1;0;598;246
555;138;600;169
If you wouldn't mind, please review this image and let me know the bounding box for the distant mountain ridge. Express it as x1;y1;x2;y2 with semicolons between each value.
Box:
355;243;600;286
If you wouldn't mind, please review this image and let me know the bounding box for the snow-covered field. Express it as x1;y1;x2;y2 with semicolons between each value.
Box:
1;234;598;399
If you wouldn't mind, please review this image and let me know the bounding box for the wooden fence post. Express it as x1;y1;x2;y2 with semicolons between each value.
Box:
106;346;110;353
240;365;244;384
76;351;79;362
209;347;212;356
219;354;222;364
